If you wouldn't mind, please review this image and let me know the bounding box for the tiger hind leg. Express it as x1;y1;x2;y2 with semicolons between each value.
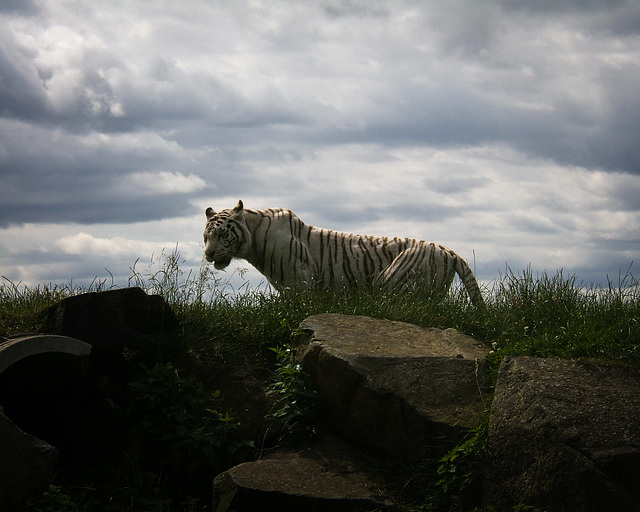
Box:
375;245;456;296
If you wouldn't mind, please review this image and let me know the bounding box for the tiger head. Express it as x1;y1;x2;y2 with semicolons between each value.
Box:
203;200;251;270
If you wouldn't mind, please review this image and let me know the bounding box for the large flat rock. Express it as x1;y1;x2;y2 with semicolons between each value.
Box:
296;314;489;457
213;437;392;511
484;356;640;512
299;313;487;359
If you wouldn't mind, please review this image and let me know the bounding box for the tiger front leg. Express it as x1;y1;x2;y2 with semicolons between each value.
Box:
289;259;315;289
267;241;316;292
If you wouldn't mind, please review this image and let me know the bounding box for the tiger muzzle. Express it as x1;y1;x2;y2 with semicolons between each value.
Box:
213;257;232;270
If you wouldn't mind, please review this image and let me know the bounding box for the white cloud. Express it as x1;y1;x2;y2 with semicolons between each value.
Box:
56;232;155;257
125;171;207;195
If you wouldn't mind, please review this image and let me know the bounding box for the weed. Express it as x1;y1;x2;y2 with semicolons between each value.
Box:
435;416;489;509
117;363;253;483
266;321;320;446
25;485;79;512
0;277;108;336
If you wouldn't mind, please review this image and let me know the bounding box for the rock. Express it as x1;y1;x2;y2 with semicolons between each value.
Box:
44;287;180;360
0;408;58;511
0;335;124;483
212;436;393;512
296;313;490;458
0;335;92;509
0;335;92;373
483;356;640;512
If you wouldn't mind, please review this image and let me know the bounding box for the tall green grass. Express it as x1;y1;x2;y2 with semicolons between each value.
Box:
0;276;110;336
486;266;640;362
2;250;639;366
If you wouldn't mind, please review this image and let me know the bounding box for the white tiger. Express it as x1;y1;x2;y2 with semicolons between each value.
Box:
203;200;484;306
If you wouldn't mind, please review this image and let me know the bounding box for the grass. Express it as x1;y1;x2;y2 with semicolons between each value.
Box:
3;251;639;366
2;250;639;511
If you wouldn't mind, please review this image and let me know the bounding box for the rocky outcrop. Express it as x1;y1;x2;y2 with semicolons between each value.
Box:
0;408;59;511
0;335;92;510
212;313;490;511
0;286;180;508
44;286;181;359
295;313;490;458
484;356;640;512
5;294;639;511
212;437;393;512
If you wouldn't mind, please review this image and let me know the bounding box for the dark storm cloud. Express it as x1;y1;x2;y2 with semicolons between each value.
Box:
0;33;49;121
2;0;639;204
422;175;490;196
0;0;41;16
387;204;460;224
0;195;199;226
0;119;211;227
495;0;640;41
316;24;640;175
413;1;640;174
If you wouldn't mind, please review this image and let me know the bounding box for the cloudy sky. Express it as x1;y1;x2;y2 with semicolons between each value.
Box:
1;0;639;293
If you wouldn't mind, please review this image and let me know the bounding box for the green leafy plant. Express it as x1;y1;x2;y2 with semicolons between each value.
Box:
118;363;253;488
435;417;489;508
266;321;320;445
469;505;547;512
26;485;79;512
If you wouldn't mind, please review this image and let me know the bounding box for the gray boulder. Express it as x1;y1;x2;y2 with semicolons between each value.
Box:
0;335;91;509
484;356;640;511
0;335;125;497
296;313;490;458
0;408;58;511
212;437;392;512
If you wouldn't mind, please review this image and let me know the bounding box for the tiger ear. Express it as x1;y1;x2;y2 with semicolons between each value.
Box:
205;207;216;219
233;200;244;214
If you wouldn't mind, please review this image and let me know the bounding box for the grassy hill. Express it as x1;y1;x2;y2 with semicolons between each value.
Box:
1;251;639;511
3;252;638;366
